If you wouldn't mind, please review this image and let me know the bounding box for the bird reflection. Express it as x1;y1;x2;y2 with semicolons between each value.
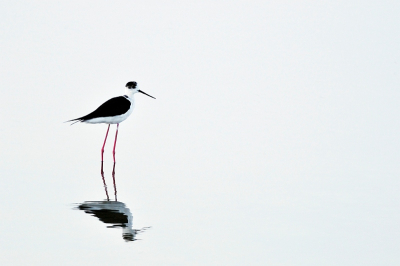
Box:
77;155;150;241
76;201;150;242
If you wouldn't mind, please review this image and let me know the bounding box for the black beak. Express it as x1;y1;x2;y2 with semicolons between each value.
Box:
139;90;156;99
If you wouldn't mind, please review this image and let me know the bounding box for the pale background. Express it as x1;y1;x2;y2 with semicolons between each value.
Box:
0;1;399;265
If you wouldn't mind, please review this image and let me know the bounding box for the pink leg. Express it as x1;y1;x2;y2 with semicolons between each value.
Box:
101;125;111;201
112;124;119;163
101;124;110;162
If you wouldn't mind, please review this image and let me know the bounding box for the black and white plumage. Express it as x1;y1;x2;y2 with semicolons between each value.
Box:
67;81;155;125
68;95;132;124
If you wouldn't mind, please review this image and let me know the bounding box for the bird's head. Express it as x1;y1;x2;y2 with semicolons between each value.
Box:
125;81;156;99
125;81;137;89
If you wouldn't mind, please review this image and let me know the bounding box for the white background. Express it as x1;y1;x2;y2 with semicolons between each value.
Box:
0;1;399;265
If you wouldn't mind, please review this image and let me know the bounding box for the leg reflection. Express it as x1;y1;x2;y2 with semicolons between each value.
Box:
112;162;117;201
101;161;110;201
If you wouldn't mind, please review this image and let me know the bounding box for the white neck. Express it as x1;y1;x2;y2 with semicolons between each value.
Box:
125;88;136;99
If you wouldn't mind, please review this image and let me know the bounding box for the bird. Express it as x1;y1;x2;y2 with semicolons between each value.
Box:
67;81;155;164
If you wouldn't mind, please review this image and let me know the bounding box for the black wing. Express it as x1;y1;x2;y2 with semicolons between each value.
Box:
67;96;131;123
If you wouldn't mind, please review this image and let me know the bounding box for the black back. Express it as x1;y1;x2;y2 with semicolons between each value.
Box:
75;96;131;121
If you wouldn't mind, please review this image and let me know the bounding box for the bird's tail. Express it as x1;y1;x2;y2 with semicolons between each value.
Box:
64;118;83;125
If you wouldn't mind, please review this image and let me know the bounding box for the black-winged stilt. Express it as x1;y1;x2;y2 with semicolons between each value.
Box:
67;81;155;165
